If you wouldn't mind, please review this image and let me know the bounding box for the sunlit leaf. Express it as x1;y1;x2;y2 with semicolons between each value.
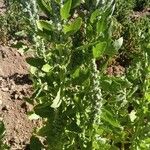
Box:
51;89;62;108
93;42;107;58
114;37;123;51
55;0;61;4
60;0;72;20
36;20;53;31
129;110;137;122
28;113;40;120
42;64;52;72
37;0;52;16
101;109;120;128
63;17;82;34
96;17;106;34
90;9;100;23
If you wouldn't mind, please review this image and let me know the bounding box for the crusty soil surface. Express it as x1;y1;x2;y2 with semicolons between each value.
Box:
0;45;35;149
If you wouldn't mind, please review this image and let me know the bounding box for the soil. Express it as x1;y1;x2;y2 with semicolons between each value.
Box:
0;1;36;148
0;45;35;149
0;0;5;15
130;7;150;20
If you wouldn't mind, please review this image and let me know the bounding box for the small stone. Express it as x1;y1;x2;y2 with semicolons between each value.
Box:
10;84;15;90
15;94;19;99
0;100;2;105
1;87;9;92
19;94;23;99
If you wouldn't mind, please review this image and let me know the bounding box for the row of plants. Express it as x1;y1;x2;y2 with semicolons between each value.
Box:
0;0;150;149
27;0;122;149
25;0;150;149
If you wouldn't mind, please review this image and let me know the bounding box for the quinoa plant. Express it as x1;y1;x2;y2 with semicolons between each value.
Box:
0;121;9;149
25;0;124;149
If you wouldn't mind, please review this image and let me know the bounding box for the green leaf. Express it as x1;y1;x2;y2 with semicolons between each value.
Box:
93;42;107;58
11;42;28;53
36;20;53;31
101;109;120;128
90;9;100;23
11;41;24;48
129;110;137;122
145;92;150;102
15;30;27;37
105;0;115;17
71;0;81;8
37;0;52;16
55;0;61;4
30;66;37;75
26;57;45;68
76;41;99;50
72;68;80;78
0;121;5;138
147;43;150;49
100;78;112;91
30;136;43;150
63;17;82;34
28;113;40;120
68;49;84;71
96;17;106;34
114;37;123;51
104;42;117;56
96;2;115;35
72;67;89;85
34;104;55;118
67;121;82;133
60;0;72;20
42;64;52;72
51;89;62;108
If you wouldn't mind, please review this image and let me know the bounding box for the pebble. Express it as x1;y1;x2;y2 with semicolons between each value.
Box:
1;87;9;92
0;100;2;105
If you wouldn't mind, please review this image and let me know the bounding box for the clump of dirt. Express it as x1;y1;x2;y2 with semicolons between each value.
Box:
0;45;35;149
107;65;125;76
130;7;150;20
0;0;6;15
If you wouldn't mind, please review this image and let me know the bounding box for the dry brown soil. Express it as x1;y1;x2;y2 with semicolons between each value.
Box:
0;46;35;150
